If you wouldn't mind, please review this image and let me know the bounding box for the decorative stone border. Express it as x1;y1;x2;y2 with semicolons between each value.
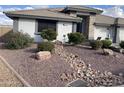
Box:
0;55;31;87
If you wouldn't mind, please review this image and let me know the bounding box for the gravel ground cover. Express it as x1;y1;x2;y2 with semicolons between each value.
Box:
1;43;124;87
0;59;23;87
0;44;74;87
55;44;124;86
64;45;124;75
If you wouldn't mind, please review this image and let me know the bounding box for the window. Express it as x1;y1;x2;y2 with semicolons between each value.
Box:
38;19;56;32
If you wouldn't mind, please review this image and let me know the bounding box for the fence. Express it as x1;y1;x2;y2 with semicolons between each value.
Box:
0;25;13;42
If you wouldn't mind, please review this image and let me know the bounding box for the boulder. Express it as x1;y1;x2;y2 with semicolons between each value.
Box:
120;49;124;54
36;51;51;60
114;54;120;58
103;49;114;56
119;73;123;77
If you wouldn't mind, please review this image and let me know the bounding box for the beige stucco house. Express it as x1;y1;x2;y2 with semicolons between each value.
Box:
4;6;124;43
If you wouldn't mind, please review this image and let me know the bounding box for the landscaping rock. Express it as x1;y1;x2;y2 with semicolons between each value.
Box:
55;40;63;45
119;73;123;77
110;46;124;54
114;54;120;58
60;73;68;81
103;49;114;56
54;44;124;86
36;51;51;60
120;49;124;54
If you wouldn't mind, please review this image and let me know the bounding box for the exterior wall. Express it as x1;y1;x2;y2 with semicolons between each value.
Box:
94;26;113;40
13;18;18;32
116;27;124;43
18;18;36;37
72;23;77;32
34;20;42;43
56;21;72;43
88;15;96;40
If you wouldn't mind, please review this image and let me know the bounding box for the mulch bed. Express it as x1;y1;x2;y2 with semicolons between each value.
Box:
64;45;124;75
0;44;74;87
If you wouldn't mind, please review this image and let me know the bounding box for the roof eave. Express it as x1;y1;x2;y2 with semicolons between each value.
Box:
64;7;103;14
5;13;82;23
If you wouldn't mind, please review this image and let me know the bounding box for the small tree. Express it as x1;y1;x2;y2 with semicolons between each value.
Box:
40;28;57;41
5;31;33;49
68;32;85;44
38;41;54;52
102;39;112;48
90;40;103;50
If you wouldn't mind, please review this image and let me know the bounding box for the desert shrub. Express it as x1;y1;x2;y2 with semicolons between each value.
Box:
102;39;112;48
90;40;103;50
120;41;124;49
38;41;54;52
68;32;85;44
5;31;33;49
40;28;57;41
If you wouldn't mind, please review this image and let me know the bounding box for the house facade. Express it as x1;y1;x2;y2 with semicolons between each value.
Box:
4;6;124;43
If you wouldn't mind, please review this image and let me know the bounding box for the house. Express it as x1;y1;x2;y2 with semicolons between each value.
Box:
4;6;124;43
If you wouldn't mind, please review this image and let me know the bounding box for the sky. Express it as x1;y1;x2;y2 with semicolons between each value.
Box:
1;5;124;25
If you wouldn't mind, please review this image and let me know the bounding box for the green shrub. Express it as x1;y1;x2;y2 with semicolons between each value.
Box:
90;40;103;50
102;39;112;48
5;31;33;49
68;32;85;44
38;41;54;52
120;41;124;49
40;28;57;41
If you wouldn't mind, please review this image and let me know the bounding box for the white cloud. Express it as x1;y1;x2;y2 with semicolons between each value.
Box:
93;6;124;18
102;6;124;18
0;6;34;25
0;11;3;15
24;7;34;10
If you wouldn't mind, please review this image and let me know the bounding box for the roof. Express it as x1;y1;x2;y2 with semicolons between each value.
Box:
64;5;103;14
94;15;115;26
117;18;124;26
4;8;82;22
95;15;124;26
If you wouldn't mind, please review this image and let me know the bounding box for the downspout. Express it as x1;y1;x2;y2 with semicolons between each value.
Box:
113;18;118;43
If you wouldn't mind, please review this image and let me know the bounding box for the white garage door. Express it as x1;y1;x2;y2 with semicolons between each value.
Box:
94;26;113;40
116;27;124;43
56;21;72;43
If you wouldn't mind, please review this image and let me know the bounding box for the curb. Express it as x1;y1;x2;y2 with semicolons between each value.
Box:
0;55;31;87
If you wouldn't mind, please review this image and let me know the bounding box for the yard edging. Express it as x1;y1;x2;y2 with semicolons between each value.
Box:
0;55;31;87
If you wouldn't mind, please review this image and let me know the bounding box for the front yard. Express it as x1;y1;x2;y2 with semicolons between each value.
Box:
0;43;124;87
0;44;74;87
0;31;124;87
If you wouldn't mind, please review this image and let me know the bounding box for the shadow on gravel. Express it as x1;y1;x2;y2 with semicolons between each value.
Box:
24;48;37;53
29;55;37;59
112;68;124;76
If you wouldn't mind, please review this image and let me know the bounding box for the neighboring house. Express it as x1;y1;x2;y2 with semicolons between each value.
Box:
4;6;124;43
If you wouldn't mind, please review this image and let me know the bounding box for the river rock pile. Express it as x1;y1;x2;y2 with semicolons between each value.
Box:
54;44;124;87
